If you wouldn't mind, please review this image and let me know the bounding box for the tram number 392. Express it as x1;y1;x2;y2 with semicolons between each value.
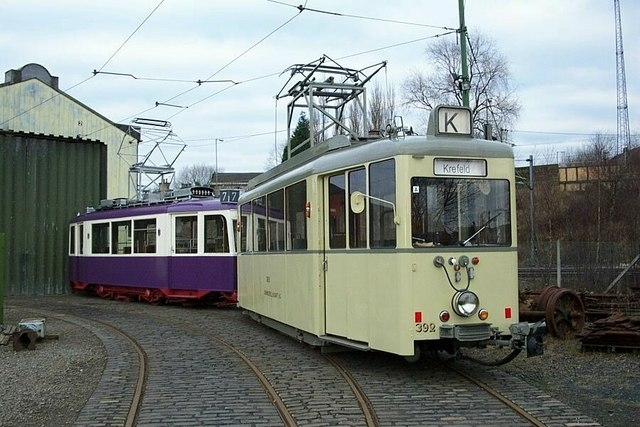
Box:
416;323;437;333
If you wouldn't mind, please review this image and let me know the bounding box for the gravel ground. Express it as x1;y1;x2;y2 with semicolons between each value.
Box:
1;300;639;427
0;308;106;427
494;335;640;426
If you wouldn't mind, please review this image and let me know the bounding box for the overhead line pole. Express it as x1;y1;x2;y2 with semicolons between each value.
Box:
458;0;470;107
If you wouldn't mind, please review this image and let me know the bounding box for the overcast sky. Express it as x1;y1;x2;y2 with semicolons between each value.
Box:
2;0;638;174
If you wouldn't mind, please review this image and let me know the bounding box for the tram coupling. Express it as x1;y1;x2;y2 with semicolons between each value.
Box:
480;320;546;358
509;320;546;357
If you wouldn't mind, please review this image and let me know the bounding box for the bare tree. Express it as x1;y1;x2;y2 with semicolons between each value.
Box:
567;133;615;166
347;102;363;136
265;141;286;170
175;163;218;188
403;32;520;140
369;82;396;134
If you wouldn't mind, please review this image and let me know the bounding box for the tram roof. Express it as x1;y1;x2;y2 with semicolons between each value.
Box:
242;133;514;199
71;197;235;222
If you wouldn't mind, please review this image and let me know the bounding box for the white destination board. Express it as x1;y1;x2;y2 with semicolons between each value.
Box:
433;158;487;176
436;106;472;136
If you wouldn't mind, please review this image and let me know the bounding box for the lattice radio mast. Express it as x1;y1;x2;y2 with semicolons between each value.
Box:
614;0;630;156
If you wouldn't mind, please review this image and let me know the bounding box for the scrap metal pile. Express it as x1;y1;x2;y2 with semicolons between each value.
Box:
0;318;46;351
520;285;640;351
579;313;640;351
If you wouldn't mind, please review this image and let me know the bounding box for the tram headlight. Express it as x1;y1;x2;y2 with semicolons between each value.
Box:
452;291;479;317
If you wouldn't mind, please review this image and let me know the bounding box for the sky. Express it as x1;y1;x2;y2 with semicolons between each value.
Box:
1;0;638;175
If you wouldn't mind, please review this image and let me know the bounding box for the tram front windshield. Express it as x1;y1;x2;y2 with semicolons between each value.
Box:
410;177;511;247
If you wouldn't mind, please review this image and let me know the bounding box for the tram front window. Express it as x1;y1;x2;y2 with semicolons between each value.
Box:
410;178;511;247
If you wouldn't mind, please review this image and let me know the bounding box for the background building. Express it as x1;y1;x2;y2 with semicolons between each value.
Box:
0;63;139;295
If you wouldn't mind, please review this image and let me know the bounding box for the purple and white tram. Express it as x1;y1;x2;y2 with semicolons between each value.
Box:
68;188;238;305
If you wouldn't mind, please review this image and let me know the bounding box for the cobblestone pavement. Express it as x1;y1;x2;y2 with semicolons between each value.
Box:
1;294;613;426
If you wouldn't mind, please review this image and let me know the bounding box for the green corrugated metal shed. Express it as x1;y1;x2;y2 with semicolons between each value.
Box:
0;130;106;295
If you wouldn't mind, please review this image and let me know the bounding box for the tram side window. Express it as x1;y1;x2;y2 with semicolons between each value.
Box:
112;220;132;254
349;168;367;248
92;223;110;254
79;224;84;254
369;159;396;248
253;197;267;252
267;190;285;251
69;225;76;255
240;203;251;252
328;174;346;248
286;181;307;250
134;219;156;253
204;215;228;253
175;216;198;254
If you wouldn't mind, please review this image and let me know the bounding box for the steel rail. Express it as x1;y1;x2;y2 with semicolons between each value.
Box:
152;312;297;427
324;354;380;427
447;363;547;427
15;307;148;427
202;331;298;427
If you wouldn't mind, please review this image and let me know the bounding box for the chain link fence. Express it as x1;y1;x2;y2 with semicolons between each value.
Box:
518;241;640;293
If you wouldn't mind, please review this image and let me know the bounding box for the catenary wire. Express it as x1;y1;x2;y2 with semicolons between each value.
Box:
81;9;304;137
158;10;302;107
95;0;166;73
0;0;166;129
267;0;455;30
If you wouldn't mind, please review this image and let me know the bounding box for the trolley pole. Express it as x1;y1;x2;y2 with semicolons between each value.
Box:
458;0;470;107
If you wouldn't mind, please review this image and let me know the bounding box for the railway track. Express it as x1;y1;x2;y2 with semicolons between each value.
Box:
445;362;546;427
59;314;148;427
12;297;376;426
145;305;379;426
323;354;380;427
5;294;602;426
6;303;149;427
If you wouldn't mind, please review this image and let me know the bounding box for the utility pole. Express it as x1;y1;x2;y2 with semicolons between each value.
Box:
526;155;536;264
458;0;470;107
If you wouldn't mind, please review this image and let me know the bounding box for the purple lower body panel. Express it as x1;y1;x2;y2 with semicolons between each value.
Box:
69;255;237;293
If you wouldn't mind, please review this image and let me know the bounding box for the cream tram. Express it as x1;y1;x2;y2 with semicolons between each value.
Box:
237;105;544;362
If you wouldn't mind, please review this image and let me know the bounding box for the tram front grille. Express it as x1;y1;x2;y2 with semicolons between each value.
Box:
439;323;491;341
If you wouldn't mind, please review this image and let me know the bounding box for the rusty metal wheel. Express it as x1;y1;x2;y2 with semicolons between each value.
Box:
545;288;585;339
536;285;559;310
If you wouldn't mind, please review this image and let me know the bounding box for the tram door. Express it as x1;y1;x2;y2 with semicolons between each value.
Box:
323;169;368;340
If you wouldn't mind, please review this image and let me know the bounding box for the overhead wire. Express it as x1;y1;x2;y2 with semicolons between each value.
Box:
338;30;457;60
66;1;460;141
6;2;464;155
84;8;304;135
95;0;166;73
1;0;166;129
158;9;303;109
163;29;458;146
267;0;456;30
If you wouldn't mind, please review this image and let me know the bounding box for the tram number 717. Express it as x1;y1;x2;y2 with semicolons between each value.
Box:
416;323;436;333
220;189;240;203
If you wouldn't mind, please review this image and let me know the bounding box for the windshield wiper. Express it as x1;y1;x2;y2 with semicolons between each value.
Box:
462;211;503;246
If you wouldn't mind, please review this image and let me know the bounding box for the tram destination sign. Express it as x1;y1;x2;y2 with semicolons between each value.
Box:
434;105;472;136
220;189;240;203
433;158;487;177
